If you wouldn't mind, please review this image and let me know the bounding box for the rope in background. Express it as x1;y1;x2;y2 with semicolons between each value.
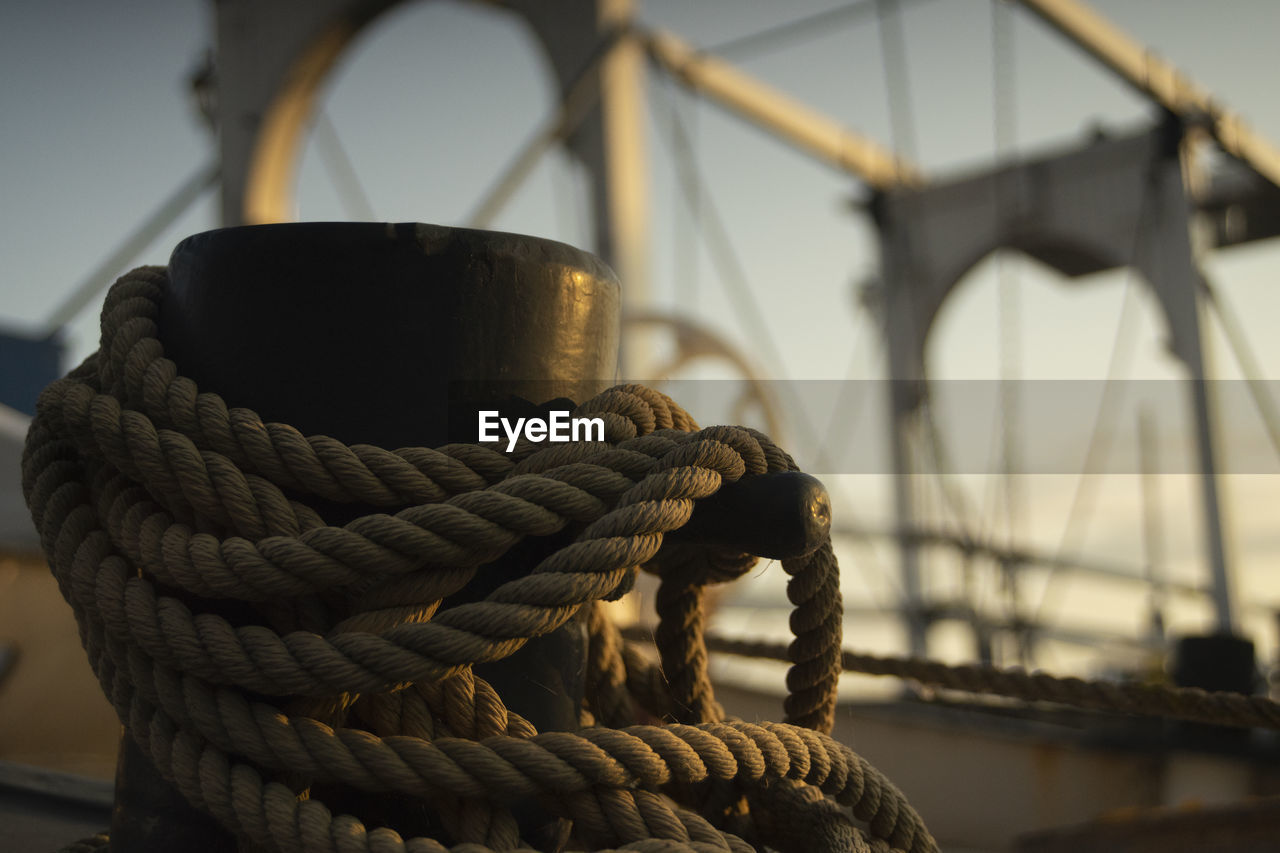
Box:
653;634;1280;732
24;267;936;853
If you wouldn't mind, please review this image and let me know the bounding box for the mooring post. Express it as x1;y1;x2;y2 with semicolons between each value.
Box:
110;222;620;852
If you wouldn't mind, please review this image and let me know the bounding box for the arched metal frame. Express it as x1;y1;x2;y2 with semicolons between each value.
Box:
213;0;648;310
876;125;1235;656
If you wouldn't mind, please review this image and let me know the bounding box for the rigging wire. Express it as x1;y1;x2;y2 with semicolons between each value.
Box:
872;0;989;653
810;0;936;609
875;0;919;164
988;0;1027;662
1028;179;1154;632
465;26;622;228
918;400;983;541
800;0;903;481
652;73;900;610
874;0;981;557
548;150;578;248
41;161;219;336
812;299;906;610
313;111;377;221
707;0;931;62
993;0;1022;545
670;78;701;318
813;304;874;474
544;91;591;253
656;84;814;435
1201;273;1280;464
975;0;1014;549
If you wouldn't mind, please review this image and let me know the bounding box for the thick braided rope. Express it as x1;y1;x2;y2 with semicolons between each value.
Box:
681;635;1280;731
26;266;935;853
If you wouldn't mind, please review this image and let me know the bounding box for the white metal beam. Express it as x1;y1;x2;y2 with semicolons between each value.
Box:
1016;0;1280;190
642;28;922;190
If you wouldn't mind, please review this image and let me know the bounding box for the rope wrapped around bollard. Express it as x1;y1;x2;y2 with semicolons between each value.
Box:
23;266;937;853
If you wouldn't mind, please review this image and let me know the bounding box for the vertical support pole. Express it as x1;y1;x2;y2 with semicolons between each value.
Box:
1187;362;1235;634
1141;140;1255;716
1137;153;1236;636
878;196;930;658
576;0;649;376
499;0;652;374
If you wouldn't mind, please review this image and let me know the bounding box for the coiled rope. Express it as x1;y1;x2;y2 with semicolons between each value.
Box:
24;266;936;853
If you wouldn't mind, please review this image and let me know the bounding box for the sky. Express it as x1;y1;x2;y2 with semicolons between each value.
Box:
3;0;1280;681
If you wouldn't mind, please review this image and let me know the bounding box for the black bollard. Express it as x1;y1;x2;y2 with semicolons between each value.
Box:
111;222;620;851
1171;633;1258;751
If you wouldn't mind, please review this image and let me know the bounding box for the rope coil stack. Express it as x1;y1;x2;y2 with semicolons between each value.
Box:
23;267;937;853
